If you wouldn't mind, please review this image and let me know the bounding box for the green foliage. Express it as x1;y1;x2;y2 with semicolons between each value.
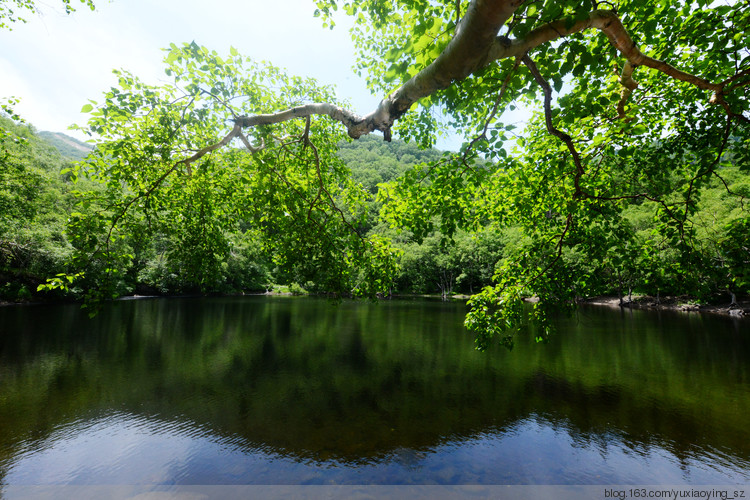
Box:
4;1;749;354
328;0;749;348
42;43;399;302
37;131;93;161
338;135;442;193
0;0;95;30
718;216;750;294
0;116;81;301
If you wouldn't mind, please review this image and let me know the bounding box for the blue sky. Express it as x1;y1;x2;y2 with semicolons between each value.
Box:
0;0;384;140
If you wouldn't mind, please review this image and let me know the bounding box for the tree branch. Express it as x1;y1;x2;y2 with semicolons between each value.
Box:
234;0;523;140
227;4;743;143
486;9;733;121
489;10;721;92
102;123;244;249
522;54;585;197
235;103;369;139
463;55;522;161
617;61;637;120
680;115;734;240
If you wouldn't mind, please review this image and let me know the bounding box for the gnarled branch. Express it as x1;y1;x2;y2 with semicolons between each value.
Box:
486;9;728;120
232;5;738;143
522;54;585;197
487;10;722;93
235;0;525;140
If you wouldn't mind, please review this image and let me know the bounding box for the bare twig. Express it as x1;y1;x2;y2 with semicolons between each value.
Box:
521;212;574;289
522;53;585;197
307;139;366;243
680;115;736;241
463;55;523;162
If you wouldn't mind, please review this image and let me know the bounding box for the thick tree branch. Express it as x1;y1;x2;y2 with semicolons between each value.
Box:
230;4;739;144
486;9;737;122
617;61;637;120
488;10;722;93
221;0;750;163
385;0;522;121
235;0;523;140
235;103;368;139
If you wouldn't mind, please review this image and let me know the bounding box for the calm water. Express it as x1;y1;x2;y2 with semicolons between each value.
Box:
0;296;748;486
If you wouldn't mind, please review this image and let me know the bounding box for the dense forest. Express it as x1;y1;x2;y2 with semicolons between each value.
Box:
1;115;748;307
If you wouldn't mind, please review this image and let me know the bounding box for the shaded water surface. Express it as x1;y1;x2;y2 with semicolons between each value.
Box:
0;296;748;485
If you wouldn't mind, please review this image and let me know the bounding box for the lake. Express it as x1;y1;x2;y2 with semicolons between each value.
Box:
0;296;748;494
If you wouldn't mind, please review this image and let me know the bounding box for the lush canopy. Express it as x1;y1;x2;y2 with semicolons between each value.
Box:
4;0;749;348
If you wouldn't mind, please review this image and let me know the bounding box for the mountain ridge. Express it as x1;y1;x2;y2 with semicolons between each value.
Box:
38;131;93;160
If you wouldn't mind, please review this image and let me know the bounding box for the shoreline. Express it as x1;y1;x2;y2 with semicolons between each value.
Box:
2;292;749;319
578;295;749;318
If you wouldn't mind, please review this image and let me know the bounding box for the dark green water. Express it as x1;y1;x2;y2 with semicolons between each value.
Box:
0;296;748;485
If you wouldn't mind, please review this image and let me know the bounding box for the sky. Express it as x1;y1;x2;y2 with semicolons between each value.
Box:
0;0;387;143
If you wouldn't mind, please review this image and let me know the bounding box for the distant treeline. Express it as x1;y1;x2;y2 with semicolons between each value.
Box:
1;116;748;304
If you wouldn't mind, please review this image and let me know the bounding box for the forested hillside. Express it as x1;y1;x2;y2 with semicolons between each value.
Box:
37;131;93;161
1;118;748;306
0;118;78;301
